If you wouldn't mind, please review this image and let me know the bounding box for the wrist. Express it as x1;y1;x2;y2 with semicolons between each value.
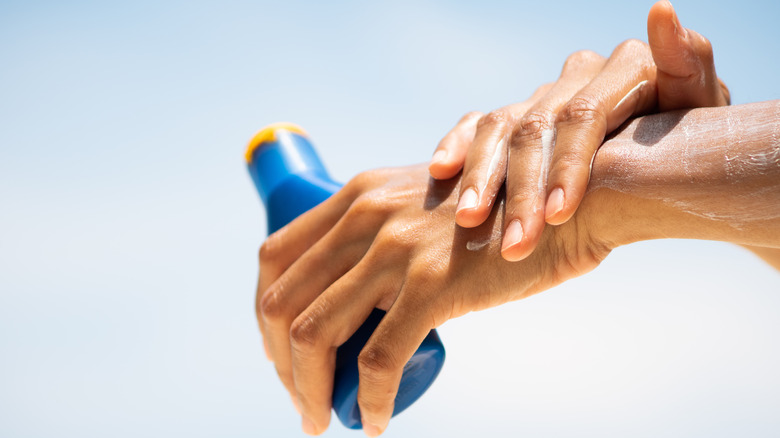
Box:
580;100;780;250
575;184;672;252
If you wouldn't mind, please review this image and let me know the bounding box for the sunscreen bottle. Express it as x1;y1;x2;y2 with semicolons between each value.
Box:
245;123;445;429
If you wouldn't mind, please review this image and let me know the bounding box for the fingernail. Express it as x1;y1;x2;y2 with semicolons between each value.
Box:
302;416;317;435
545;187;565;221
501;220;524;252
457;188;479;213
363;423;382;437
431;149;447;165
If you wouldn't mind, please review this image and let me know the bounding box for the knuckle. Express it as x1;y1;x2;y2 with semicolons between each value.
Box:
534;82;555;96
513;112;552;144
612;39;653;72
478;109;512;129
564;50;604;70
615;38;649;56
358;346;396;380
350;193;378;214
259;283;287;322
289;313;322;349
459;111;483;123
345;192;388;220
557;97;603;125
259;230;284;265
408;261;443;285
349;170;373;190
346;169;381;193
376;224;413;253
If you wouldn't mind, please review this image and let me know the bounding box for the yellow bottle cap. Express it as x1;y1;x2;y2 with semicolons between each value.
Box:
244;122;308;163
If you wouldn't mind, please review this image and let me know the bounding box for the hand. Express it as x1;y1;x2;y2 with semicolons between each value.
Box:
256;101;780;436
257;165;610;436
428;0;730;262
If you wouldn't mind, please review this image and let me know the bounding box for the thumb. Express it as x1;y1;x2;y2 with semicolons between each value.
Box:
647;0;729;110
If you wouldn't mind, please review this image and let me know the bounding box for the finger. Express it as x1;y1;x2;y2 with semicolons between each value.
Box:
290;253;400;436
258;183;357;298
429;84;553;183
356;287;436;437
545;40;657;227
256;171;382;343
454;109;513;228
429;112;482;180
647;0;728;109
453;85;554;228
259;196;385;400
256;175;365;360
501;51;606;260
263;336;272;360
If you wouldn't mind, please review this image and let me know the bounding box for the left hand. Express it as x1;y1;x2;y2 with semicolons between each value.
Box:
257;165;611;436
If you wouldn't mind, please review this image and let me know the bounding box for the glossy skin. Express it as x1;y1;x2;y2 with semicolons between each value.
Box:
428;0;730;262
257;101;780;437
255;2;779;436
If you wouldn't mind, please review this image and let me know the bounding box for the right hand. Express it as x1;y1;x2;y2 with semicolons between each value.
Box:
428;0;730;262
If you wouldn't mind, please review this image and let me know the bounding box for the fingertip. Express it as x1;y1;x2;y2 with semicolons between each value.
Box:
502;244;537;262
648;0;686;47
363;423;383;437
500;220;527;262
647;0;682;42
428;160;460;180
456;187;478;211
302;416;319;435
297;390;331;436
432;149;447;164
544;187;567;225
648;0;678;33
455;208;487;228
455;187;486;228
455;187;479;227
501;212;547;261
648;0;698;79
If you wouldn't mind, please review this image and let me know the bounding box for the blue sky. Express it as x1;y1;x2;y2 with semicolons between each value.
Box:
1;1;779;437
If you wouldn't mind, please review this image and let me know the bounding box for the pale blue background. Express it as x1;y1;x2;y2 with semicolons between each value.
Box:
1;1;779;437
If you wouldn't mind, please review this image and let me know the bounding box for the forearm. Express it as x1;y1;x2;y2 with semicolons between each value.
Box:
583;100;780;249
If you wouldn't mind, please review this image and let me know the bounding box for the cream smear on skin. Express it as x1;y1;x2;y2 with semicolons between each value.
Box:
592;101;780;225
612;80;648;117
478;133;507;211
539;129;555;195
486;135;507;182
466;238;491;251
466;135;508;251
466;222;504;252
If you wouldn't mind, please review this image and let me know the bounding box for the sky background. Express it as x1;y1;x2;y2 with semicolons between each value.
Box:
1;0;779;437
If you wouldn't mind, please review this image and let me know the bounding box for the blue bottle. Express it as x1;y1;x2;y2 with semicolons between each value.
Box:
245;123;445;429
